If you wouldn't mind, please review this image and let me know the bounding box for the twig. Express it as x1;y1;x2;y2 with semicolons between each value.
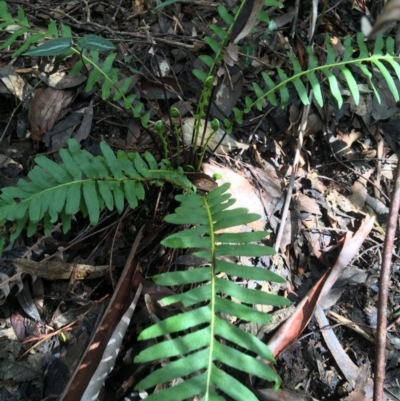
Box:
373;148;400;401
274;97;312;252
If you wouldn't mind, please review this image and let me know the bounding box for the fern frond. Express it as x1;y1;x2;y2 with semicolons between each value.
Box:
134;183;290;401
0;139;194;241
247;33;400;110
0;1;146;123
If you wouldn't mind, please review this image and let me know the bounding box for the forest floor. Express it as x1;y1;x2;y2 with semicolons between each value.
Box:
0;0;400;400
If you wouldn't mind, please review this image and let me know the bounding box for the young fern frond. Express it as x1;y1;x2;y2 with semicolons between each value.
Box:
0;1;149;124
0;139;194;243
247;34;400;110
134;183;291;401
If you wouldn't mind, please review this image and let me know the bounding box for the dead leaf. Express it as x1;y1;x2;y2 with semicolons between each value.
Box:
230;0;265;43
59;228;144;401
12;258;108;281
28;87;74;141
266;215;375;357
202;161;266;231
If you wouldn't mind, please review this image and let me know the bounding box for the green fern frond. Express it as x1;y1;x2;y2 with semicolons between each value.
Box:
0;139;194;242
134;183;290;401
247;33;400;110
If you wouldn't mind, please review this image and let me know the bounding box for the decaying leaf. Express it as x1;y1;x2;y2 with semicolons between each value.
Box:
12;258;108;281
28;87;74;141
230;0;265;43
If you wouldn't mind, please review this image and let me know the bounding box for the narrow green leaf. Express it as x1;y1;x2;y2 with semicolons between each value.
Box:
112;181;124;213
47;20;58;37
214;342;281;385
306;71;323;106
218;5;234;25
138;305;211;340
321;68;342;108
161;285;211;307
210;366;258;401
80;34;115;51
215;317;275;361
252;82;264;111
215;296;273;324
10;213;29;241
373;35;385;55
123;180;138;209
82;181;99;225
100;141;123;178
113;77;133;101
342;35;353;62
12;32;45;57
216;259;284;283
123;93;136;109
199;55;214;68
48;186;68;222
161;226;209;248
14;201;29;220
135;349;209;388
101;68;118;99
60;209;72;233
98;181;114;211
69;59;84;76
357;62;380;102
373;59;399;101
65;183;81;215
27;220;39;237
43;212;52;236
217;231;267;243
193;69;208;82
215;277;291;306
60;23;72;37
100;52;117;75
276;67;289;106
34;155;71;183
261;72;278;106
59;148;82;180
85;68;102;92
338;65;359;104
152;267;210;286
0;1;13;21
204;36;221;54
135;372;207;401
210;24;226;41
29;194;41;222
41;190;53;221
0;29;27;50
23;37;71;56
17;7;29;26
137;327;210;361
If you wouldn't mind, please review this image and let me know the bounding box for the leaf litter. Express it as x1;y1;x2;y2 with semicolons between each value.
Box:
0;0;400;400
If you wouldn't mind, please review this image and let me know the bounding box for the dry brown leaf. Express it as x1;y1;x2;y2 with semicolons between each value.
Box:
28;87;74;141
12;258;108;280
230;0;264;43
266;215;375;358
202;162;266;231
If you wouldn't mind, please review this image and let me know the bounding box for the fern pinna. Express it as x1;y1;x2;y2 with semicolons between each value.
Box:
134;183;290;401
0;139;194;250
